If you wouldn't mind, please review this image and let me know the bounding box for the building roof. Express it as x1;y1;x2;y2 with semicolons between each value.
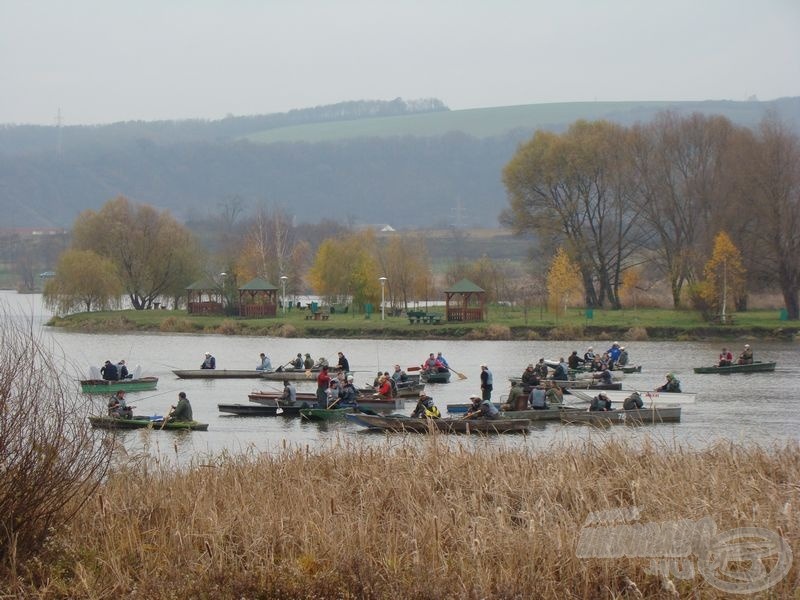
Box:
443;278;485;293
186;277;220;290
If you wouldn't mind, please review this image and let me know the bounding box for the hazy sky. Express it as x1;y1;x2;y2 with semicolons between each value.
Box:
1;0;798;126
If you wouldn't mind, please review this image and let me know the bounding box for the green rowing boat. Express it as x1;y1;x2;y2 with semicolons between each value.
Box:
88;415;208;431
80;377;158;394
693;361;776;374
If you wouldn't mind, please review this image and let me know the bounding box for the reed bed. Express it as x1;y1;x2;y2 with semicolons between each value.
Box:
9;437;799;599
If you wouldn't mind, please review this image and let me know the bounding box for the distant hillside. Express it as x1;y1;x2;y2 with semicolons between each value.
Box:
0;97;797;229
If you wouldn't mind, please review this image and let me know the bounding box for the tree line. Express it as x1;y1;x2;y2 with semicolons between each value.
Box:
502;113;800;319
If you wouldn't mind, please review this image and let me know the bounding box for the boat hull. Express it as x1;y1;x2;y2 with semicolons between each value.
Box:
693;361;776;374
420;371;451;384
80;377;158;394
88;415;208;430
260;368;326;381
560;406;681;425
218;403;310;417
249;391;403;411
173;369;263;379
345;413;530;433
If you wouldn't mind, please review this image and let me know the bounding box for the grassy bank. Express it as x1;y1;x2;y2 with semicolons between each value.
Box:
7;438;798;598
46;306;800;341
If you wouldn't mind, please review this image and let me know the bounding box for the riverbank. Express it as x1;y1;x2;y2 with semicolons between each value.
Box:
45;306;800;341
6;438;798;598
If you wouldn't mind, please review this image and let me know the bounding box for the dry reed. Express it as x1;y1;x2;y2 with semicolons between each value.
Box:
9;437;799;599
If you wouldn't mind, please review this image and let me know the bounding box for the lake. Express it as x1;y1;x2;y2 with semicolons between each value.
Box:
4;291;799;461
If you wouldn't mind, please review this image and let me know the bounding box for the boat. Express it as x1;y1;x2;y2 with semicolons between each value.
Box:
619;365;642;374
344;413;531;433
259;368;328;381
357;381;425;398
693;361;777;374
560;406;682;425
248;391;318;403
218;403;311;417
88;415;209;431
249;391;403;411
446;401;502;414
498;405;585;421
300;407;360;421
172;369;264;379
568;390;696;405
420;370;451;384
80;376;159;394
508;378;622;391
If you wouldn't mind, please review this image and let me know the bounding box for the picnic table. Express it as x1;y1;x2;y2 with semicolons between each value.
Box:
407;310;442;324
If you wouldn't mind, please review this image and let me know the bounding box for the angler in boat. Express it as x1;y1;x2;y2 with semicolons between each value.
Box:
657;373;682;393
410;391;441;418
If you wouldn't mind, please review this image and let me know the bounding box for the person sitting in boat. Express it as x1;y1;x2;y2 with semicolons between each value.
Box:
338;376;359;407
568;351;585;370
520;364;540;388
411;392;441;418
436;352;449;369
375;375;393;399
256;353;272;371
291;353;304;369
529;385;548;410
325;379;341;407
657;373;682;393
391;365;409;383
336;352;350;373
168;392;193;422
718;347;733;367
552;358;569;381
590;355;605;372
617;347;630;367
384;371;398;397
545;380;564;406
101;360;119;381
422;353;438;373
107;390;133;419
372;371;384;387
280;380;297;405
533;358;549;380
623;391;644;410
117;359;131;379
593;367;614;386
503;381;527;411
200;352;216;370
303;353;315;369
317;356;329;369
738;344;753;365
583;347;595;363
607;342;622;369
465;395;499;420
589;393;612;411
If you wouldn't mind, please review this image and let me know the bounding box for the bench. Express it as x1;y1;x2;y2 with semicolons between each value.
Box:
305;309;330;321
407;311;441;324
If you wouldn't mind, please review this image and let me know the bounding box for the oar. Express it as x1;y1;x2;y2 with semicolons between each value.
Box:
159;406;173;430
447;366;467;380
275;359;295;373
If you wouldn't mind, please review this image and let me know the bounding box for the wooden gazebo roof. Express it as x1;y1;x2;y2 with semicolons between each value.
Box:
238;277;279;318
186;277;223;315
444;278;486;322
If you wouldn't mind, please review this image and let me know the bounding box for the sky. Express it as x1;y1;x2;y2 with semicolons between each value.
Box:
1;0;798;126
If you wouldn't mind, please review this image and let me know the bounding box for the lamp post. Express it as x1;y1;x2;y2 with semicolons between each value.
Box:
379;276;387;321
280;275;288;315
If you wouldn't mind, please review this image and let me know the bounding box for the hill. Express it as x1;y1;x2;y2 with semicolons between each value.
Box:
0;97;797;230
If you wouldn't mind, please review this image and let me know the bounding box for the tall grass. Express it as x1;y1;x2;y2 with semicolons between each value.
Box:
10;437;798;598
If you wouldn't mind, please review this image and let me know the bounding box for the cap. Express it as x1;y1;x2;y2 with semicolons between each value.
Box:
587;347;593;351
744;344;750;348
347;375;354;381
480;364;487;368
527;363;534;368
205;352;211;356
470;395;481;401
179;392;186;398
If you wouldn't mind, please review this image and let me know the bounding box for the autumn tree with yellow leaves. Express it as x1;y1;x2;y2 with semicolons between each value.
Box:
546;248;582;317
699;231;746;322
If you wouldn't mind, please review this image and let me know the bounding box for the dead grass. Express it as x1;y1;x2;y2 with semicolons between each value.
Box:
10;438;798;599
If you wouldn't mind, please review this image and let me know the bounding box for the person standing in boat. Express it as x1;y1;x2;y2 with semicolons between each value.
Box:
200;352;216;370
657;373;681;393
718;347;733;367
101;360;119;381
281;380;297;405
738;344;754;365
465;395;499;420
256;353;272;371
315;366;330;407
336;352;350;373
480;364;493;400
606;342;622;369
169;392;193;422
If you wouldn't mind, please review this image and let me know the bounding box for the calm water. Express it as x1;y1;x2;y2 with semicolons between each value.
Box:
4;291;799;461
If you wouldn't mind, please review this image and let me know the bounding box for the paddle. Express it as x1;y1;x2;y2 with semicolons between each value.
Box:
407;366;422;372
447;366;467;380
275;359;295;373
159;406;173;430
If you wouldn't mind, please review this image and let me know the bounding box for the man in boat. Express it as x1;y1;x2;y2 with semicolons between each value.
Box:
480;364;493;400
657;373;682;393
117;359;131;379
738;344;754;365
552;358;569;381
568;351;585;370
545;380;564;406
583;347;595;364
338;376;359;407
256;353;272;371
391;364;409;383
281;380;297;405
436;352;449;369
375;375;393;399
291;353;304;369
303;353;315;369
384;371;398;397
465;394;500;420
521;363;540;388
336;351;350;373
325;379;341;407
718;347;733;367
529;384;548;410
200;352;216;370
107;390;133;419
589;393;612;411
422;353;438;373
317;356;329;369
533;358;549;380
169;392;193;422
315;366;331;407
593;367;614;386
617;347;630;367
101;360;119;381
623;391;644;410
503;381;527;411
411;392;441;418
606;342;622;369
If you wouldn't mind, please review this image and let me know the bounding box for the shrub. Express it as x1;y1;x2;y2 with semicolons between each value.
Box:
217;319;240;335
625;326;649;341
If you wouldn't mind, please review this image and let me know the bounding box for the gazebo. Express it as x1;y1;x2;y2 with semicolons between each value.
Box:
186;278;224;315
444;279;487;322
238;278;279;318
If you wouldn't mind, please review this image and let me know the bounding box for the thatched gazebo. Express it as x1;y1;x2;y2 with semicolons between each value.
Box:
238;277;279;318
186;277;224;315
444;278;487;322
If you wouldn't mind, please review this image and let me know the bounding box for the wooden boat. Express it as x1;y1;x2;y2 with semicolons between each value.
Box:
344;413;531;433
560;406;682;425
446;401;502;414
88;415;208;431
218;403;311;417
509;378;622;391
248;391;318;403
357;382;425;398
260;368;328;381
499;405;585;421
249;391;403;411
420;370;451;384
172;369;263;379
300;407;359;421
619;365;642;374
80;376;158;394
693;361;777;374
568;390;696;405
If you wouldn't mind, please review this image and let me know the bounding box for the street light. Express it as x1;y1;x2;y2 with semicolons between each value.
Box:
379;276;387;321
280;275;288;315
